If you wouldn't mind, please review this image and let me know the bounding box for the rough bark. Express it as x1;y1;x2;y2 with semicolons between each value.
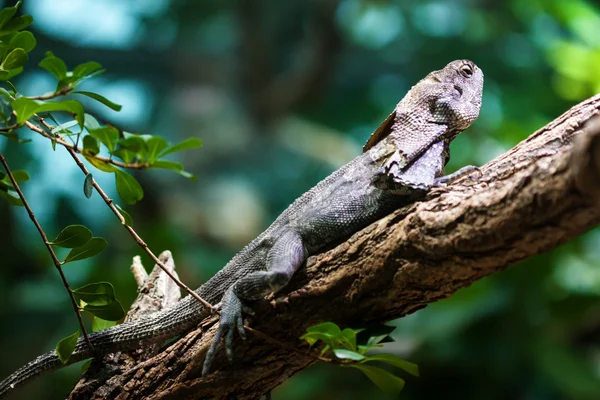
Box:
71;95;600;399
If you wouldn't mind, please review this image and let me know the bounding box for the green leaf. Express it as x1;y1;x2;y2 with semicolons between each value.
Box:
334;349;366;361
363;354;419;377
160;137;203;157
73;61;102;78
301;322;346;350
348;364;405;395
56;330;79;364
9;30;36;52
72;282;116;306
0;15;33;33
115;170;143;205
146;136;169;162
38;100;85;128
73;68;105;87
151;160;196;180
83;154;118;173
57;68;105;91
366;334;392;348
1;48;27;69
51;119;79;135
117;134;147;155
151;160;183;172
116;204;133;226
300;331;336;348
0;169;28;184
83;173;93;198
73;91;122;112
0;66;21;80
0;87;14;100
358;345;377;354
92;316;116;332
302;335;318;348
84;113;100;130
10;97;38;124
112;148;135;164
89;126;119;152
83;299;125;321
340;328;357;351
56;75;77;91
307;322;342;337
0;1;20;30
80;359;93;373
11;98;84;127
0;188;22;206
39;51;67;80
49;224;92;248
63;237;107;263
82;135;100;155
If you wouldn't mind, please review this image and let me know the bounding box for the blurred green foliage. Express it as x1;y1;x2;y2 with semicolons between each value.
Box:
0;0;599;399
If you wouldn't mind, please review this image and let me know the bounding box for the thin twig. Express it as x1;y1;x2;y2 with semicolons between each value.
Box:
0;153;94;351
24;119;213;310
28;86;72;101
0;124;20;132
35;117;149;170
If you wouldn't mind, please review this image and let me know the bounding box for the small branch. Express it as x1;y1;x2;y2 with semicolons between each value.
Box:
0;153;93;351
35;117;149;170
23;120;213;310
28;86;72;101
0;124;20;132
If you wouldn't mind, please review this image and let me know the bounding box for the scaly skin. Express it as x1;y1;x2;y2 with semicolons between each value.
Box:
0;59;483;398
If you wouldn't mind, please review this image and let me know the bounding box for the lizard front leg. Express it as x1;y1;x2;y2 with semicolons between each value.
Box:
433;165;480;187
374;141;478;192
202;230;307;376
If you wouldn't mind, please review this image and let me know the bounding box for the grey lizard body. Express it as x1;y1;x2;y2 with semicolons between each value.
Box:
0;59;483;398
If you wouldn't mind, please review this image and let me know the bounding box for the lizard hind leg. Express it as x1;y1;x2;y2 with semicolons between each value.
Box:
202;230;307;377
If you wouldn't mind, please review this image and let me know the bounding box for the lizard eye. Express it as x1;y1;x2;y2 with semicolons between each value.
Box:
460;64;473;78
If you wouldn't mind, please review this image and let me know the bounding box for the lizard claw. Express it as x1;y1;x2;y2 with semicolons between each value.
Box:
202;287;251;376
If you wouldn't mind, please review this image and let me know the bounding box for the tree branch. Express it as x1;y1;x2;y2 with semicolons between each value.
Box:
70;94;600;399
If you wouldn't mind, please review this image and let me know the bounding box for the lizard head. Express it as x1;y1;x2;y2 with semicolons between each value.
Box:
427;59;484;130
363;60;484;152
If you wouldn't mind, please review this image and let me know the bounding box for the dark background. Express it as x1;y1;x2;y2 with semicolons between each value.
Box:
1;0;600;399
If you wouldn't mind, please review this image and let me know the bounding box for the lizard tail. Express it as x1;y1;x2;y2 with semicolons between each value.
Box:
0;349;89;398
0;295;205;398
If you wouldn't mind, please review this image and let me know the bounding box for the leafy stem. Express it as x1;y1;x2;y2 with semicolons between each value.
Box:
0;153;93;351
26;118;213;310
28;84;72;101
34;117;150;170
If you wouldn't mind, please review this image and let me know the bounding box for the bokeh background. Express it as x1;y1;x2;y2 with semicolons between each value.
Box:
1;0;600;399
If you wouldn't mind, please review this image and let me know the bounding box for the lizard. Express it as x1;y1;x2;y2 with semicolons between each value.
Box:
0;59;483;398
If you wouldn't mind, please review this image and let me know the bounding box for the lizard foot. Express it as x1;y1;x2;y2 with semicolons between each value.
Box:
202;287;250;377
